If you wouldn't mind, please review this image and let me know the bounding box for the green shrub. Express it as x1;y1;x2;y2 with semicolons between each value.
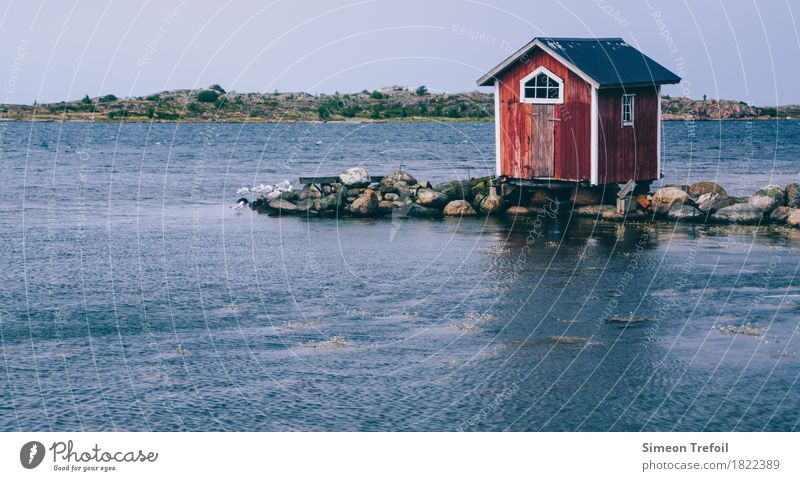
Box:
80;95;92;105
145;94;160;101
370;90;387;100
196;90;220;103
100;94;117;102
209;84;226;93
415;85;428;95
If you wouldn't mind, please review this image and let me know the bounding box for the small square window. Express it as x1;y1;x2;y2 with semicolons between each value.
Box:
622;94;635;126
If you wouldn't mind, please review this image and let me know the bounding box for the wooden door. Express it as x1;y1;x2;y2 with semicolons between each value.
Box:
530;104;555;177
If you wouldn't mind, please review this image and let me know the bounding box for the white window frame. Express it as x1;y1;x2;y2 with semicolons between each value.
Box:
621;94;635;127
519;66;564;104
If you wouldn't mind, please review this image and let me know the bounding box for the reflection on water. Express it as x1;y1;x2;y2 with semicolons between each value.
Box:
0;122;798;431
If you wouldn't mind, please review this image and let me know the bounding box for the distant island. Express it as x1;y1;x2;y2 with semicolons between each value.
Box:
1;84;797;123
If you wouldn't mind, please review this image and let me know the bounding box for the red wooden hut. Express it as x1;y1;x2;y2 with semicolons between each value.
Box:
477;37;680;188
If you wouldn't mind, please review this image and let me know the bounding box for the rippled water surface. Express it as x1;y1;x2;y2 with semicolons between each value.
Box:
1;120;799;431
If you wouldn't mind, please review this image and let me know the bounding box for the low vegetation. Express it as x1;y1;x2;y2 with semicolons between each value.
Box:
1;85;796;122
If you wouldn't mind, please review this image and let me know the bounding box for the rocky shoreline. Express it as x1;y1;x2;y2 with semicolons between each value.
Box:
240;167;800;228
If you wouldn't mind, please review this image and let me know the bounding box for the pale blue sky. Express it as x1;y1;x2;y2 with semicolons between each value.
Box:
0;0;797;105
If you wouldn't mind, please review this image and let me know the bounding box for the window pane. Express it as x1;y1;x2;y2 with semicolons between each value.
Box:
536;73;548;87
525;87;536;98
548;87;559;99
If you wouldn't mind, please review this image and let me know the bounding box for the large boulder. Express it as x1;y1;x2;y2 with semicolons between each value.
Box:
689;181;727;197
295;198;318;212
298;183;321;201
711;203;764;223
379;171;416;193
651;187;692;215
770;206;791;223
788;208;800;227
405;203;443;218
479;188;503;215
267;199;298;214
278;190;300;203
435;179;472;202
574;205;615;217
443;200;477;216
348;189;380;216
696;193;734;213
666;204;704;221
319;193;345;211
749;184;784;212
785;183;800;208
339;167;370;187
570;186;604;206
416;188;448;208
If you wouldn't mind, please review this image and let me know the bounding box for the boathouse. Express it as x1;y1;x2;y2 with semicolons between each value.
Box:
477;37;680;188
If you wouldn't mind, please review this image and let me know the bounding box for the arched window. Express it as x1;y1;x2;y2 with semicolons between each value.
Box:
520;66;564;104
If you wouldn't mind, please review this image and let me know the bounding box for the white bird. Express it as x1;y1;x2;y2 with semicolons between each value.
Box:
275;180;292;192
235;187;250;195
252;183;273;194
315;140;323;145
231;200;247;214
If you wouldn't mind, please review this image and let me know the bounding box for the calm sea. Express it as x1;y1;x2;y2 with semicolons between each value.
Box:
0;120;798;431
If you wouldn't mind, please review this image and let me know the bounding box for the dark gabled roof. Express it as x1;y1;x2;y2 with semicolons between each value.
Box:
476;37;681;88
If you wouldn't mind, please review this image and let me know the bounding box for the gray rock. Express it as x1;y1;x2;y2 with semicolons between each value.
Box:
384;193;399;202
295;198;318;212
380;171;416;187
785;183;800;208
435;180;472;202
404;203;443;218
319;193;345;211
711;203;764;223
278;190;300;203
770;206;791;223
443;200;477;216
651;187;692;215
666;204;704;221
662;184;690;192
416;188;448;208
749;184;784;212
339;167;370;187
696;193;733;213
688;181;727;197
267;199;298;214
298;183;321;201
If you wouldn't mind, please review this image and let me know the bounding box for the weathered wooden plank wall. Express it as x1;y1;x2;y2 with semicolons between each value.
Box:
497;48;592;181
597;86;659;184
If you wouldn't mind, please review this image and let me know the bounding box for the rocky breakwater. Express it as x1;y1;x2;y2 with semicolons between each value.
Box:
248;167;499;219
575;180;800;227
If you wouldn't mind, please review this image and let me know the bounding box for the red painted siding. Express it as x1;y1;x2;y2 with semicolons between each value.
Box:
597;86;659;184
497;48;591;181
